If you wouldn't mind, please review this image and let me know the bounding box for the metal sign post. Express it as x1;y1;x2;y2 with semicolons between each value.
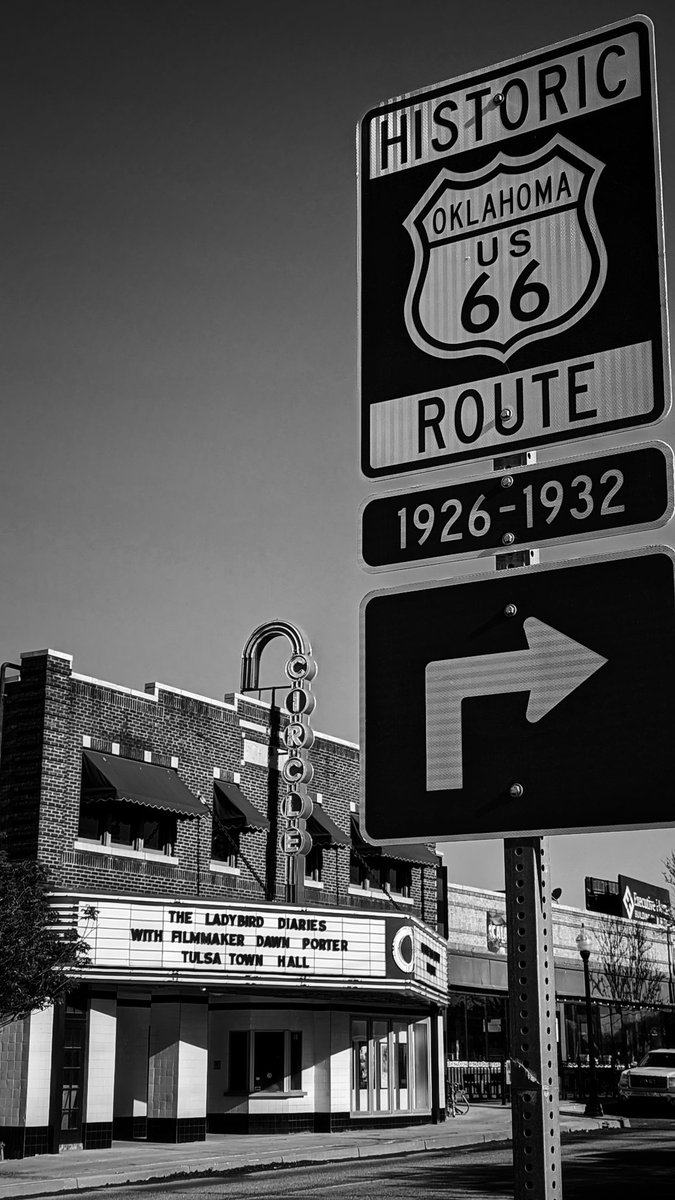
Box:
495;453;561;1198
504;836;561;1198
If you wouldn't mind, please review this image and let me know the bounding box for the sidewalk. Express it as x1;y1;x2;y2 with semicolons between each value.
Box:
0;1104;626;1198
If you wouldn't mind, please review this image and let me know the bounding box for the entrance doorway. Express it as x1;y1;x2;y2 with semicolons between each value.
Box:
350;1016;430;1115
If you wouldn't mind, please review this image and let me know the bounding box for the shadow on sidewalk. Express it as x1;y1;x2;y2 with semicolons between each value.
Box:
379;1142;673;1199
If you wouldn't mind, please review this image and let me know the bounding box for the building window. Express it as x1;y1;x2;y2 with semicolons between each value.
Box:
77;751;204;857
78;799;176;855
254;1032;285;1092
228;1030;302;1094
212;825;240;868
350;852;368;887
382;860;412;897
446;993;508;1062
228;1031;249;1092
559;998;671;1069
305;843;323;883
348;854;411;897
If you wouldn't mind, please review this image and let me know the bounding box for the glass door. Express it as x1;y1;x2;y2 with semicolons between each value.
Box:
413;1020;429;1109
351;1019;369;1112
60;1002;87;1143
392;1022;409;1110
373;1020;389;1111
350;1016;431;1115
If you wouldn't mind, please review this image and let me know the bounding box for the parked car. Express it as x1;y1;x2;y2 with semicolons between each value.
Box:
618;1049;675;1107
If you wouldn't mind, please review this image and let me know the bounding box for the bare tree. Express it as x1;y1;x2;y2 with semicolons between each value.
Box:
593;917;665;1006
664;852;675;899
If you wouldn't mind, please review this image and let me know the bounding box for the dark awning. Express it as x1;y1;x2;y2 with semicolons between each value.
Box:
351;816;439;866
308;806;351;847
382;842;440;866
82;750;204;817
213;779;270;831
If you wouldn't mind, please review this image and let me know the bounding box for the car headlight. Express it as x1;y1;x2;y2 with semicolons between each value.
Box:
619;1071;629;1085
667;1076;675;1090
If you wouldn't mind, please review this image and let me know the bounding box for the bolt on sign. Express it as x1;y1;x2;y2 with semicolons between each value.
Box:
360;545;675;844
358;15;670;478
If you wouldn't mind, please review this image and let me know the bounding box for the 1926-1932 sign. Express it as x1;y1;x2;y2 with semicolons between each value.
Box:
360;442;674;569
358;15;670;478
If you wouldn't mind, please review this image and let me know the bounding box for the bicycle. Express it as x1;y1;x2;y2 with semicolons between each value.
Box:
446;1081;470;1117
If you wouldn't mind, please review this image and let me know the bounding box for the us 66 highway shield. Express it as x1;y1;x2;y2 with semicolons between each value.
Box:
359;442;673;570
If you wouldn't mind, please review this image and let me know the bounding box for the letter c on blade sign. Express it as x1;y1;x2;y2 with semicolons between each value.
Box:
282;756;314;785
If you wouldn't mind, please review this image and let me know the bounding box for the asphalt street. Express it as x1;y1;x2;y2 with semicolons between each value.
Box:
33;1125;675;1200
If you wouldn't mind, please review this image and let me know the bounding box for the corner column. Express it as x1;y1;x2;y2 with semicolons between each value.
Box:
0;1007;54;1158
147;997;208;1143
83;994;117;1149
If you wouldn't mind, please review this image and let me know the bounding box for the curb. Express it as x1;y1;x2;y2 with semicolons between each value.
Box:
0;1119;627;1198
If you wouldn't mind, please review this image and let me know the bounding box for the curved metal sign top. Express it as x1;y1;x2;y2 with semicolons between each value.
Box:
240;620;311;693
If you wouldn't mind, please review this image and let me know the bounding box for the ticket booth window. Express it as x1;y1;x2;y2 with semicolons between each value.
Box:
228;1030;303;1093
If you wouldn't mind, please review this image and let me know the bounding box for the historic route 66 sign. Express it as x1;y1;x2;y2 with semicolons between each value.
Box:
404;137;606;361
358;16;670;478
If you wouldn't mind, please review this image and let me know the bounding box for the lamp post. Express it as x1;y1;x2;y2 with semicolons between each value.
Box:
575;925;604;1118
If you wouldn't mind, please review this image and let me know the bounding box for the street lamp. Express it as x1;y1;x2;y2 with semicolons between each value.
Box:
575;925;604;1118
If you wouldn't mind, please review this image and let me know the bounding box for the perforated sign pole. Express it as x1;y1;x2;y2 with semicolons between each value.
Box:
504;837;561;1198
495;453;562;1199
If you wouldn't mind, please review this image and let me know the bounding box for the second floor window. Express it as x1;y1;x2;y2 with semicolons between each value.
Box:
211;824;240;868
350;852;368;887
382;861;412;898
305;843;323;882
77;749;203;857
348;853;411;897
78;798;176;855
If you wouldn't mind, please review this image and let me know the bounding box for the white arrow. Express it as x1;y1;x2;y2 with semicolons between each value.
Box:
426;617;607;791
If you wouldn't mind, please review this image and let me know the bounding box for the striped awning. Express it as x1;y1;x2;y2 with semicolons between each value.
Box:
351;816;439;866
213;779;270;831
308;806;351;847
82;750;204;817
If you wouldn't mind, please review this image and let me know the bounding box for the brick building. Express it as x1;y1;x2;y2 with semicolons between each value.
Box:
0;634;447;1158
443;881;675;1103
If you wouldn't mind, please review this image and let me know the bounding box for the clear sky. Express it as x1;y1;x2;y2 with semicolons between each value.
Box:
2;0;675;909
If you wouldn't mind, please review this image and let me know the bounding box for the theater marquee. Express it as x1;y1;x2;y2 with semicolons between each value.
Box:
56;895;448;998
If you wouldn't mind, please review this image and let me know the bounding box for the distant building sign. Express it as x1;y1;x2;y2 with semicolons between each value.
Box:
487;911;507;954
618;873;671;925
66;896;448;997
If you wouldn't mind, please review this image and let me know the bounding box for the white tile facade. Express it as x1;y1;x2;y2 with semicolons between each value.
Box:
84;997;117;1122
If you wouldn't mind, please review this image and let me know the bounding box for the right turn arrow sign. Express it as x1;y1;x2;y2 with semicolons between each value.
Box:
361;546;675;843
425;617;607;791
